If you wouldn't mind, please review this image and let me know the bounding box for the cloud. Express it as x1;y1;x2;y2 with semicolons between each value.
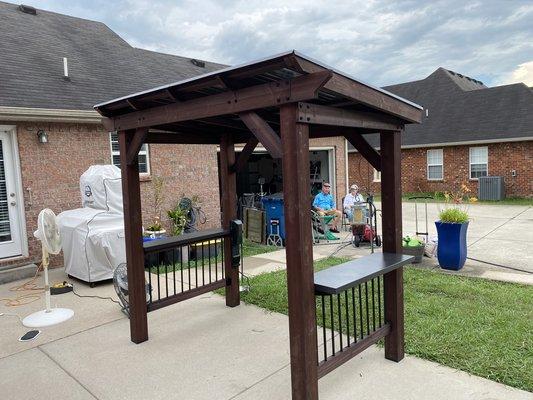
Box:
26;0;533;86
500;61;533;86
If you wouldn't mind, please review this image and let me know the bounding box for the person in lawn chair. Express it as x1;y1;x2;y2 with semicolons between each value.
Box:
343;184;365;222
312;182;342;233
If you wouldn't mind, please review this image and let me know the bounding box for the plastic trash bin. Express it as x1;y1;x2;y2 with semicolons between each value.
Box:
262;193;286;240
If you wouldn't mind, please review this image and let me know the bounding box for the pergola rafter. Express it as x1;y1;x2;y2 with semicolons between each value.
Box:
94;50;422;400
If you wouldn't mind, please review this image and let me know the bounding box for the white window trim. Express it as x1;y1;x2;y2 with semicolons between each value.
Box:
427;149;443;181
469;146;488;180
373;169;381;182
109;132;150;176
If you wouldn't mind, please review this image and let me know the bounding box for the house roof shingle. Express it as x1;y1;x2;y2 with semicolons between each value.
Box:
0;1;225;111
356;67;533;149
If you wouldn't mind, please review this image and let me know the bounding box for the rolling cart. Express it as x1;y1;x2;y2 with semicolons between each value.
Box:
350;196;381;252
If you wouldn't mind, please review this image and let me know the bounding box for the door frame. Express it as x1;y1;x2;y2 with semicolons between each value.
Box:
0;125;28;259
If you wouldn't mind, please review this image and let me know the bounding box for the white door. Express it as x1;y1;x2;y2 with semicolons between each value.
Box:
0;130;23;258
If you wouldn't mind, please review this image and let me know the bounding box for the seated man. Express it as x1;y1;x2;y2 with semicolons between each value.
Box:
343;184;365;221
313;182;342;233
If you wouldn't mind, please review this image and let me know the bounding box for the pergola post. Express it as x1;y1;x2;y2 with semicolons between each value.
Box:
118;129;148;344
380;130;404;361
280;104;319;400
219;133;240;307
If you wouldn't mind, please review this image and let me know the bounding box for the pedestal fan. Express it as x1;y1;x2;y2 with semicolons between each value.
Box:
22;209;74;327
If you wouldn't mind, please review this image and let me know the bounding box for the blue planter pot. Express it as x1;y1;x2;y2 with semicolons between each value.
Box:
435;221;469;270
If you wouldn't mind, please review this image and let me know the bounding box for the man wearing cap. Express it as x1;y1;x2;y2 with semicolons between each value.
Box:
312;182;342;233
343;184;365;221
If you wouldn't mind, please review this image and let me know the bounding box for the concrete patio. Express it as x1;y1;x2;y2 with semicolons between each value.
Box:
1;262;532;400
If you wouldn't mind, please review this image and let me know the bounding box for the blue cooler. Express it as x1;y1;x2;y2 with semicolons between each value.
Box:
262;193;286;240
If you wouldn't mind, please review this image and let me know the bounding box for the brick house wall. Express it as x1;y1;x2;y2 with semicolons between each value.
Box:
1;121;220;268
348;141;533;198
2;121;348;269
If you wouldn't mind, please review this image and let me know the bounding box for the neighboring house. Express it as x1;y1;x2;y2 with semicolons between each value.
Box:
348;67;533;198
0;2;348;270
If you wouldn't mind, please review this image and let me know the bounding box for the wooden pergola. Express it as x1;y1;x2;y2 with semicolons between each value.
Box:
95;50;422;400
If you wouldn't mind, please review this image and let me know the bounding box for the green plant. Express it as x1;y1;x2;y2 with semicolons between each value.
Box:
438;208;469;223
167;203;187;236
146;216;163;232
438;183;477;223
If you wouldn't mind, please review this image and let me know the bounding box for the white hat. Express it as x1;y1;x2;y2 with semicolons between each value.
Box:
350;184;359;191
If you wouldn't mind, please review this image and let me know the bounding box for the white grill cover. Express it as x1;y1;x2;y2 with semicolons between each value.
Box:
57;208;126;283
80;165;123;213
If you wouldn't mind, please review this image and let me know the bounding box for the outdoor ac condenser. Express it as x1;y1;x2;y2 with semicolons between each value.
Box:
478;176;505;201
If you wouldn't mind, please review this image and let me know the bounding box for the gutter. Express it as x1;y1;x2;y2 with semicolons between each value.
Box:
0;106;102;124
347;136;533;152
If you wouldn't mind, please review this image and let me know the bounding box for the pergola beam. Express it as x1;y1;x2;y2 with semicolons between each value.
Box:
126;128;148;165
297;102;402;131
102;71;332;132
239;111;282;158
344;131;382;171
231;137;259;173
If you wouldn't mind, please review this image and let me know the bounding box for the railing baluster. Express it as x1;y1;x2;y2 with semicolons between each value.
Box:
351;287;357;342
180;247;184;294
201;242;205;286
195;245;198;287
214;240;218;279
377;275;382;327
330;294;335;356
208;241;212;284
358;284;364;339
147;258;152;304
365;281;370;336
321;295;327;362
371;278;376;331
164;252;168;298
156;252;161;301
337;294;343;350
172;247;176;296
345;291;350;346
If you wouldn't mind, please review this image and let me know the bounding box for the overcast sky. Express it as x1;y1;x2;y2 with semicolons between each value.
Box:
27;0;533;87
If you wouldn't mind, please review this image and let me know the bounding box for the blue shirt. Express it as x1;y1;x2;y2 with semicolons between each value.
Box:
313;192;335;210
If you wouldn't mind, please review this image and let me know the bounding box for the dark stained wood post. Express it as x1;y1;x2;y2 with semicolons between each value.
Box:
219;133;240;307
380;130;404;361
118;129;148;344
280;103;319;400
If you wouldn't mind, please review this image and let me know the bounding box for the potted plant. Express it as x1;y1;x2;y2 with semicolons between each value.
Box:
167;203;188;236
144;177;166;238
435;184;477;270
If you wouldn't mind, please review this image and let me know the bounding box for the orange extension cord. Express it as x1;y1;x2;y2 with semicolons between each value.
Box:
0;263;44;307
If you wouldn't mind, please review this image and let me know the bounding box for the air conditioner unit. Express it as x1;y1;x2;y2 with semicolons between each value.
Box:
478;176;505;201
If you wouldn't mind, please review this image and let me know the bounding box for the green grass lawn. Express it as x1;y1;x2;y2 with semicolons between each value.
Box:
373;192;533;206
234;257;533;391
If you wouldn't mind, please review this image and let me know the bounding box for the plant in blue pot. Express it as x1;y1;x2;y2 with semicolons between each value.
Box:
435;185;477;270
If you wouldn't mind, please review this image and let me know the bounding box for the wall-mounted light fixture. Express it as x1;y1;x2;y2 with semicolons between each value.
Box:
37;129;48;143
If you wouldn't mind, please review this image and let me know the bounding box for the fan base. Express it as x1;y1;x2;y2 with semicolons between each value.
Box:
23;308;74;328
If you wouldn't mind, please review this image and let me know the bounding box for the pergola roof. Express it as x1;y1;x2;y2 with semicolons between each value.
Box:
94;51;422;144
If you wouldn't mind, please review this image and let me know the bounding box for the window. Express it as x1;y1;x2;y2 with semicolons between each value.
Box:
109;132;150;174
469;146;488;179
427;149;443;180
373;169;381;182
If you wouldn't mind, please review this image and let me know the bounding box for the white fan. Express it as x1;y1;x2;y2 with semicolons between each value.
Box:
22;209;74;328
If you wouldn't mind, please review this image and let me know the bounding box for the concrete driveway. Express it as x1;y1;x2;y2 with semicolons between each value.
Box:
1;268;532;400
378;202;533;274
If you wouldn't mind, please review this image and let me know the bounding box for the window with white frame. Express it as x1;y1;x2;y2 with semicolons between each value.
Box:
469;146;488;179
373;169;381;182
109;132;150;174
427;149;443;180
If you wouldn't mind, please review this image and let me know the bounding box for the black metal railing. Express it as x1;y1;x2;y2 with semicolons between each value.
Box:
316;275;388;377
143;228;230;311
